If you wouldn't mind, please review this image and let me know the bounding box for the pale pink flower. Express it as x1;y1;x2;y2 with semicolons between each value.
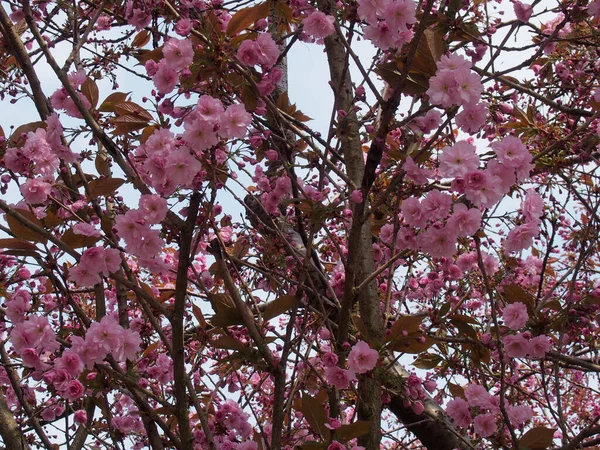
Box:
487;159;516;194
152;60;178;94
324;366;355;389
175;17;194;36
165;148;202;187
522;189;544;222
196;96;224;124
502;302;529;330
504;220;539;253
183;116;220;150
220;104;252;139
456;102;487;134
412;109;442;134
54;350;84;377
418;226;458;259
439;141;480;178
402;156;431;184
446;398;471;427
454;68;483;105
422;190;452;221
350;189;363;203
162;38;194;71
255;33;279;68
473;413;497;437
302;11;335;39
384;0;416;31
492;136;532;168
139;194;168;224
503;333;529;358
379;224;395;245
401;197;427;228
237;39;262;66
363;21;395;50
73;223;102;237
427;69;459;108
447;204;481;237
357;0;387;23
69;263;102;286
5;290;31;323
463;170;503;208
348;341;379;374
438;54;471;71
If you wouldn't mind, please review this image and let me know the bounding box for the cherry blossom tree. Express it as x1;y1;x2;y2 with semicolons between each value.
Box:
0;0;600;449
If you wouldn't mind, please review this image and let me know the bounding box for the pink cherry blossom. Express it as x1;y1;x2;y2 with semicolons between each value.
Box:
447;204;482;237
503;333;529;358
492;136;532;168
384;0;416;31
504;220;539;253
20;179;52;204
357;0;387;23
439;141;480;178
418;226;458;259
348;341;379;374
506;404;533;426
522;189;544;222
220;104;252;139
73;222;102;237
465;384;491;408
403;156;431;184
473;413;497;437
529;335;552;359
514;2;533;23
183;116;220;150
422;190;452;221
401;197;427;228
302;11;335;39
196;95;224;124
162;38;194;71
237;40;262;66
456;102;487;134
139;194;168;224
502;302;529;330
255;33;280;68
152;60;179;94
324;366;355;389
446;398;471;427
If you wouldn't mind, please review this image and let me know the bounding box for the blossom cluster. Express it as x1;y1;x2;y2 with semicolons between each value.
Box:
114;194;169;271
446;384;534;437
5;112;77;181
322;340;379;390
392;133;538;259
146;37;195;94
357;0;417;50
